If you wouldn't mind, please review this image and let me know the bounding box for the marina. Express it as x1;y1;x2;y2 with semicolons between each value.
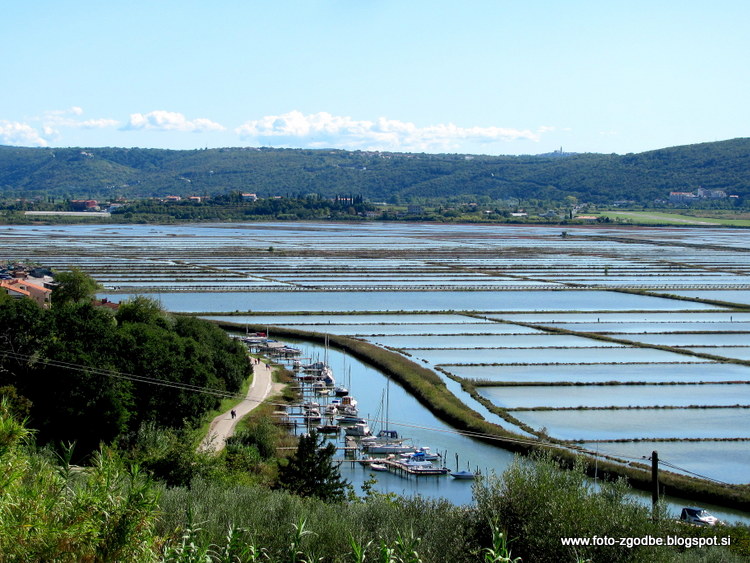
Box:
236;332;468;482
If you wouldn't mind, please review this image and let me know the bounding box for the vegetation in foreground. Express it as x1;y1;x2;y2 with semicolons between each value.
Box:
1;398;747;562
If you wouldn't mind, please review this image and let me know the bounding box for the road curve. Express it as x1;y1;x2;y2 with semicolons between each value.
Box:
199;360;281;453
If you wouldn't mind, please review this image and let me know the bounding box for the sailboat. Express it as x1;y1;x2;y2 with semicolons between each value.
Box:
301;335;335;387
333;366;350;396
360;379;415;455
450;453;477;479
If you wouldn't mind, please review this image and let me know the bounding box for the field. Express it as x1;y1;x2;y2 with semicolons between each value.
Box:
598;210;750;227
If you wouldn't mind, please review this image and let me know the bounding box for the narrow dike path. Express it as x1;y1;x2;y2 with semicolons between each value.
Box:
199;360;281;452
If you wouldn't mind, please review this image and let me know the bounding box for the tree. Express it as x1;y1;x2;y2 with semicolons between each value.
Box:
0;385;32;420
276;430;350;502
52;267;101;306
116;295;171;328
32;301;132;456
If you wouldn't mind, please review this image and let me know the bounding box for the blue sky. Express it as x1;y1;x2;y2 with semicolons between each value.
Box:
1;1;748;155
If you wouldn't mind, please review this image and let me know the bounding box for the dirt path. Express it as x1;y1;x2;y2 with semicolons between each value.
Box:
199;360;283;453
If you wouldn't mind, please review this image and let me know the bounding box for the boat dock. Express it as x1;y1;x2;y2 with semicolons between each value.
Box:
357;457;451;477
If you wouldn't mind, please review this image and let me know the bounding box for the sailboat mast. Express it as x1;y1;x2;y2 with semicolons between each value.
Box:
386;377;390;431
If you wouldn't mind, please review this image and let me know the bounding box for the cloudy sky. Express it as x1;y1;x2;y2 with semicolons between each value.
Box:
1;1;748;155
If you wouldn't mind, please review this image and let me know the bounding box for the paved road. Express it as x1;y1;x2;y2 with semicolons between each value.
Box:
199;360;282;453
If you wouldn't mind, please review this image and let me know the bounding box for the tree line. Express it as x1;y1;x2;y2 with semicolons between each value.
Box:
0;268;250;459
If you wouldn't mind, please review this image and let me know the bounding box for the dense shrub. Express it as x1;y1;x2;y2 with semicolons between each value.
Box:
157;479;474;563
0;400;161;561
472;451;739;563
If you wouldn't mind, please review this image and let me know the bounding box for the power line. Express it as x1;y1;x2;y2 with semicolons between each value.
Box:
656;457;733;487
1;348;737;486
0;349;253;404
0;347;565;451
567;440;742;485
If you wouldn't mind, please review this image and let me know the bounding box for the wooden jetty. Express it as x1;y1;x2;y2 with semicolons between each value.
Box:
356;457;450;477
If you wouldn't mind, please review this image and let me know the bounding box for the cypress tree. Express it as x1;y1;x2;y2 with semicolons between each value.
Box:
276;430;350;502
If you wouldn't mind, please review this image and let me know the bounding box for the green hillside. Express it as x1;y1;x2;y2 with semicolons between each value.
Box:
1;138;749;204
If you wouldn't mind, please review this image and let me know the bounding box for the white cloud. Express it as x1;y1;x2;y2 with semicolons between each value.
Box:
0;121;48;147
79;118;120;129
0;107;122;147
44;106;84;118
235;111;543;152
124;110;225;132
40;107;119;140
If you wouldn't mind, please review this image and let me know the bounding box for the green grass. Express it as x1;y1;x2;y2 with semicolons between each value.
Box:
598;210;750;227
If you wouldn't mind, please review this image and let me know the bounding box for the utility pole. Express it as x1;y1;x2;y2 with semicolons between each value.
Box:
651;450;659;520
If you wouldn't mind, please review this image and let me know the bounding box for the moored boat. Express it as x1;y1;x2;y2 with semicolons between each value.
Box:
316;424;339;434
401;448;440;462
304;411;322;424
336;414;366;425
363;441;414;455
338;395;358;414
344;422;372;437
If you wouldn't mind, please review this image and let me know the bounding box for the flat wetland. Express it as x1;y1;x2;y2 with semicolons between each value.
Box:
4;221;750;521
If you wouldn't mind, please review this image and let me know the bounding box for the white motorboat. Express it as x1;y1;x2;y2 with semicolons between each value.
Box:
302;360;327;373
680;507;720;526
363;441;414;455
401;459;433;469
304;409;322;423
336;415;366;425
344;422;372;437
339;395;358;413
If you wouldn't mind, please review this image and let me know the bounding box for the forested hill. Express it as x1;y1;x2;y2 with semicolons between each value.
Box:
1;138;749;204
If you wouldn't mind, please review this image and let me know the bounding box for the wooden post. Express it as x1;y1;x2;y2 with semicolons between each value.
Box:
651;450;659;519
